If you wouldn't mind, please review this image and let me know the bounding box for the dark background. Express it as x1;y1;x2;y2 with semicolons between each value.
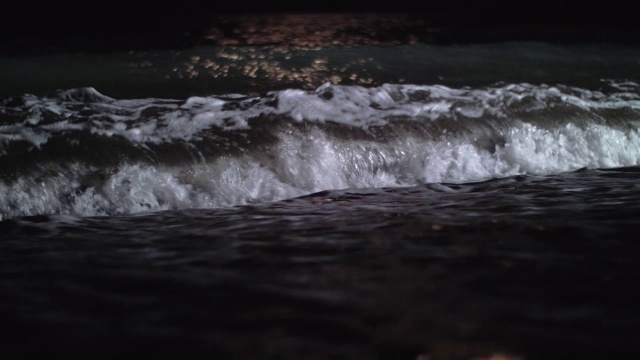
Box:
2;1;639;55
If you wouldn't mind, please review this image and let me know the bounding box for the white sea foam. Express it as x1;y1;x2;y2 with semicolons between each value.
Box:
1;82;639;219
2;81;640;149
1;116;639;220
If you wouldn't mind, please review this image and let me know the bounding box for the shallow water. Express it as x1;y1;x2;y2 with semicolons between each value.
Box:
3;168;640;359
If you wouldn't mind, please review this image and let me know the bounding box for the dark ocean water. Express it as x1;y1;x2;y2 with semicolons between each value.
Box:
1;13;640;360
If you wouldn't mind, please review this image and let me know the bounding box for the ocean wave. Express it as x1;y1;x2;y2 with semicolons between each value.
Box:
1;81;639;219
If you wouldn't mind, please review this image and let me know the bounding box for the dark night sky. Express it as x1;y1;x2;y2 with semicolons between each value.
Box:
1;1;638;54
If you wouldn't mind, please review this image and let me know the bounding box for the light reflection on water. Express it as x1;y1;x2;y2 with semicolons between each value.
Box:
167;46;377;89
203;13;438;48
149;13;437;90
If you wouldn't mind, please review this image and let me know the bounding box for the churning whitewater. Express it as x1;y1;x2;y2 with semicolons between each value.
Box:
1;80;640;219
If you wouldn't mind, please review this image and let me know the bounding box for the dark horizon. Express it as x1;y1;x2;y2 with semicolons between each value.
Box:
2;1;640;55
